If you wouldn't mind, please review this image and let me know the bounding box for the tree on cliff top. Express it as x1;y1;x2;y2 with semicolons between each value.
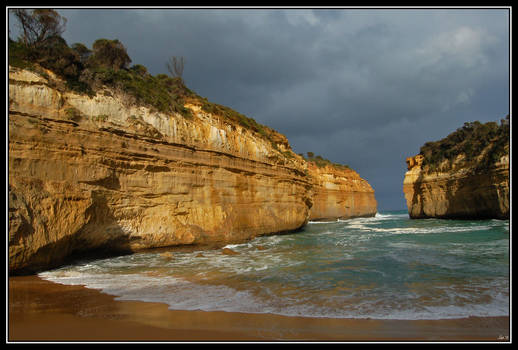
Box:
87;39;132;71
12;9;67;48
166;56;185;81
419;117;510;171
71;42;92;64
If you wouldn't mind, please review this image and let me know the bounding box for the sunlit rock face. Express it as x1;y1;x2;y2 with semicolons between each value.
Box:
403;153;509;220
307;163;377;221
8;66;379;274
8;66;312;273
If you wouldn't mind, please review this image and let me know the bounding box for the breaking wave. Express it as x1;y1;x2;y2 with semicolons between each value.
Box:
39;211;510;320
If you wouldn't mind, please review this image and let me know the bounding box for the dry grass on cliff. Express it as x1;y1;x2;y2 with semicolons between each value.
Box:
300;153;352;171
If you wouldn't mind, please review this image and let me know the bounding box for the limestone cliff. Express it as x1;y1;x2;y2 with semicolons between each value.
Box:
307;163;377;221
8;65;377;274
403;121;510;220
8;66;314;273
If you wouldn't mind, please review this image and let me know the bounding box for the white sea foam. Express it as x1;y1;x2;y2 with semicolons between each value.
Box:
345;222;497;235
37;211;509;321
375;212;409;219
222;243;251;249
38;269;509;320
308;220;338;224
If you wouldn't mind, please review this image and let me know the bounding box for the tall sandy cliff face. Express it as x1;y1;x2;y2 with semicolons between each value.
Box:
403;152;509;220
8;66;378;274
307;163;377;221
8;66;314;273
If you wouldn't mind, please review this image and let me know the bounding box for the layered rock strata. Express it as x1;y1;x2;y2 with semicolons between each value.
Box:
403;153;509;219
8;66;314;273
8;66;377;274
307;163;377;221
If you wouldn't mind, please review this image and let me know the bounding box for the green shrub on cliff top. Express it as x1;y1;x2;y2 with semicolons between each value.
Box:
9;11;277;136
302;152;352;170
9;18;195;118
87;38;131;71
78;66;194;117
419;116;510;171
200;99;270;140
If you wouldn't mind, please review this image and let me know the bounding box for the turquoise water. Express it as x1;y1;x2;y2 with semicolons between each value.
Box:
39;211;510;320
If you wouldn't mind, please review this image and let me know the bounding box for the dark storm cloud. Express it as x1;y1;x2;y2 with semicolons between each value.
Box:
10;8;509;210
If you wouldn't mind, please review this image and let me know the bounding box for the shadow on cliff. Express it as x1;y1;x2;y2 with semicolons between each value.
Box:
441;169;510;220
409;170;424;219
10;190;135;276
409;167;509;220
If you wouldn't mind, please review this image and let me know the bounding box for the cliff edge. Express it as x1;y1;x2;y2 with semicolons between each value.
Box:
8;66;313;273
8;65;377;273
308;162;377;221
403;119;510;220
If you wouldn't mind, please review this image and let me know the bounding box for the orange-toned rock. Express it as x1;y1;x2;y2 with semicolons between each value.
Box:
221;248;240;256
307;162;377;221
8;66;310;274
406;154;424;170
8;66;378;274
160;252;174;260
403;153;509;219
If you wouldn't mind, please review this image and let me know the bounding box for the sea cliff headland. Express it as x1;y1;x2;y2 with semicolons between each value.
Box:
403;118;510;220
8;63;377;274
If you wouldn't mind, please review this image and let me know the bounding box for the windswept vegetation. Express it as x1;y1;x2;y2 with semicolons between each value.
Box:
9;9;193;119
9;36;195;118
200;99;269;138
9;9;283;142
419;115;510;172
300;152;352;170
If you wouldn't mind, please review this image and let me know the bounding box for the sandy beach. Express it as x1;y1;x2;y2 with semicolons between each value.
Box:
7;275;510;342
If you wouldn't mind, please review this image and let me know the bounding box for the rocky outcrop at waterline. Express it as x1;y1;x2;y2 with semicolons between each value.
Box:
403;119;510;220
307;162;377;221
8;66;376;274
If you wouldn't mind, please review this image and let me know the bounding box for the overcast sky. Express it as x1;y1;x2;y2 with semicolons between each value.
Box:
9;7;510;211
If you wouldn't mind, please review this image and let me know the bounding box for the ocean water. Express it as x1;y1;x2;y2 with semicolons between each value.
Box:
39;211;510;320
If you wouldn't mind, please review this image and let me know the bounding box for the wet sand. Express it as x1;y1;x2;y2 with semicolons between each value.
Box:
8;275;510;342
